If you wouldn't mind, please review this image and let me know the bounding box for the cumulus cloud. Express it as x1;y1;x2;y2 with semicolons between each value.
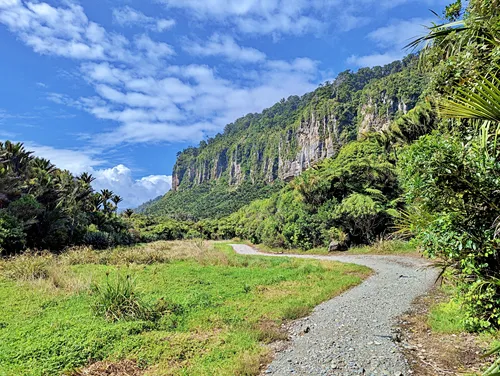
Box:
92;165;171;209
0;0;174;66
112;6;175;32
0;1;324;147
25;143;171;208
184;34;266;63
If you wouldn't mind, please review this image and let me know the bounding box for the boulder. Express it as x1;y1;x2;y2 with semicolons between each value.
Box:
328;240;347;252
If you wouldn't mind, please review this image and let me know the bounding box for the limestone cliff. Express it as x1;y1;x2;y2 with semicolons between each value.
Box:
141;56;426;218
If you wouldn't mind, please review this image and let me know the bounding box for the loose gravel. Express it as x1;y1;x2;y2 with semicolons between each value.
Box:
230;244;438;376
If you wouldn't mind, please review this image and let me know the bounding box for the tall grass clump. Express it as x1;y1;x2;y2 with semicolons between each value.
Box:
0;252;90;292
91;273;182;322
0;252;54;280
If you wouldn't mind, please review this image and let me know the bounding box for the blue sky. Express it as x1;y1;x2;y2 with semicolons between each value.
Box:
0;0;446;208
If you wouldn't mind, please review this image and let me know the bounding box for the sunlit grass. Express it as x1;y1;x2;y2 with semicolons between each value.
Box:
0;241;370;376
253;239;419;256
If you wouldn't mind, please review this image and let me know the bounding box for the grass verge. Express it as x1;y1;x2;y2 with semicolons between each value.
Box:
252;239;420;256
0;241;370;376
399;284;500;376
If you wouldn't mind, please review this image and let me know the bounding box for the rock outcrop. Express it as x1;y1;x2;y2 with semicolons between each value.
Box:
166;57;426;192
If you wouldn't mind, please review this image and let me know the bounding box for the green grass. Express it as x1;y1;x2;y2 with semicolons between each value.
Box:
348;240;418;255
0;241;370;376
253;240;419;256
428;297;467;334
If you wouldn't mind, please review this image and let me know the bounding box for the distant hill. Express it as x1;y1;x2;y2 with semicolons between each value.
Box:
138;55;427;220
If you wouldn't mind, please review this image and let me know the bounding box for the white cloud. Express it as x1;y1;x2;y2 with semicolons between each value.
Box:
347;17;437;67
134;34;175;60
24;143;105;174
0;1;173;67
160;0;327;35
112;6;175;32
367;17;434;49
25;143;171;208
347;52;405;67
158;0;446;36
0;1;322;147
92;165;171;208
184;34;266;63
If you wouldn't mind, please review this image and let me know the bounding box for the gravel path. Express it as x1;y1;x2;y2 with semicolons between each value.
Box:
230;244;438;376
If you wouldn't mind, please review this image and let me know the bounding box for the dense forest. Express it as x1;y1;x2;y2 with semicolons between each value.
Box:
1;0;499;338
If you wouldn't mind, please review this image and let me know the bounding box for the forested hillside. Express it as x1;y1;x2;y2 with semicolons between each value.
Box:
140;56;427;219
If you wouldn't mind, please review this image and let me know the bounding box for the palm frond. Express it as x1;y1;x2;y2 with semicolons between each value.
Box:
439;75;500;123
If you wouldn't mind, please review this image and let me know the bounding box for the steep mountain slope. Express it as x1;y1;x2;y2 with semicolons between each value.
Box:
140;56;427;219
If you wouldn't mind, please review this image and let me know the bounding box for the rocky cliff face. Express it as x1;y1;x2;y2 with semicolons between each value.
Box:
169;57;426;192
279;111;340;181
358;95;409;135
172;109;346;190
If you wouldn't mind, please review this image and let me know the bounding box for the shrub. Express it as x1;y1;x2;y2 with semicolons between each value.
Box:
0;211;26;255
399;132;500;330
84;231;113;250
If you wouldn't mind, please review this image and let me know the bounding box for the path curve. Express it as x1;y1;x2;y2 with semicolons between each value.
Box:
230;244;438;376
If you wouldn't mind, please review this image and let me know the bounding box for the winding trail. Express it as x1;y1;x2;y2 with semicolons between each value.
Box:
230;244;438;376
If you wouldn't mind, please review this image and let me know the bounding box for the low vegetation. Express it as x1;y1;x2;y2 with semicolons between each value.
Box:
0;241;370;376
252;239;419;256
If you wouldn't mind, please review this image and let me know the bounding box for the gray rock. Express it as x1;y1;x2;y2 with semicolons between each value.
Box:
328;240;346;252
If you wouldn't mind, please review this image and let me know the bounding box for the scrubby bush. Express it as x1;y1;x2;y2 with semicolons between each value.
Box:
83;231;113;250
399;131;500;330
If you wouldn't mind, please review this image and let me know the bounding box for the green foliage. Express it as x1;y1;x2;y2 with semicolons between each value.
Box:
0;141;133;253
398;0;500;332
91;273;182;323
428;298;467;334
140;180;284;220
223;140;399;250
399;130;500;330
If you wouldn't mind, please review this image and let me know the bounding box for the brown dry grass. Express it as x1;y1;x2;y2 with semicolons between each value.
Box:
398;288;491;375
0;241;227;293
254;319;289;344
61;240;221;266
69;360;143;376
233;351;272;376
0;251;90;293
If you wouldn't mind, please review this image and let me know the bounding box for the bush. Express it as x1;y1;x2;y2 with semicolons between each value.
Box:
0;211;26;255
83;231;113;250
399;131;500;330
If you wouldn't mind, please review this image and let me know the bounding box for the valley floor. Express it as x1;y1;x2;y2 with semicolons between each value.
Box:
231;244;438;375
0;241;369;376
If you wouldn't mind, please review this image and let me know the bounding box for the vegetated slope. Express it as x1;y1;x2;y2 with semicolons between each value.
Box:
139;55;427;220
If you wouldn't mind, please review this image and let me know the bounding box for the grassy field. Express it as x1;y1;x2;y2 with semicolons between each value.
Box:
253;239;420;256
0;241;370;376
